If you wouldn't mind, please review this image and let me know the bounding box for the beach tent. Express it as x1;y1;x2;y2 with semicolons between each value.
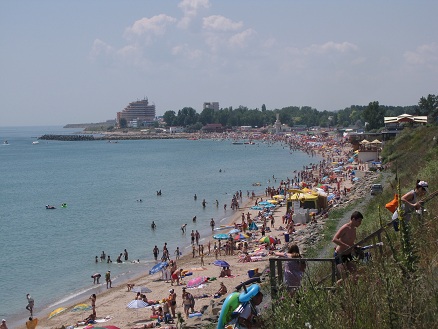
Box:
249;222;258;230
287;192;318;209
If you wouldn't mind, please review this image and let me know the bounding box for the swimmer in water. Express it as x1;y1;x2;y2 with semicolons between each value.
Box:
151;221;156;229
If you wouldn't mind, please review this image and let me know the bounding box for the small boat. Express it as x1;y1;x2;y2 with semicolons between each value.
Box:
3;140;9;145
32;141;39;145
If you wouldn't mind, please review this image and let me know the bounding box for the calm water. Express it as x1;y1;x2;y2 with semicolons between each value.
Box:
0;126;317;325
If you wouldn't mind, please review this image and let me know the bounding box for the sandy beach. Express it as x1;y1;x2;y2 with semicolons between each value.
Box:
36;196;287;329
31;135;377;329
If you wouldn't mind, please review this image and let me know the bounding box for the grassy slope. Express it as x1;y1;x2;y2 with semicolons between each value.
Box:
263;126;438;329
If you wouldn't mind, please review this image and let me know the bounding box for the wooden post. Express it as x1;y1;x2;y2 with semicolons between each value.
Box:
269;258;277;301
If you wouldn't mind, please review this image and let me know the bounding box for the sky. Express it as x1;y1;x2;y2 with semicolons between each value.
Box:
1;0;437;126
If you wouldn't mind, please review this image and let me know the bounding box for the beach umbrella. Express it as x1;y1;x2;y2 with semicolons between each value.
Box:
103;326;121;329
264;204;276;209
149;261;168;275
234;233;249;241
213;233;229;240
272;195;285;200
48;307;67;319
259;236;275;244
249;222;258;231
213;260;230;267
250;206;263;210
267;199;278;204
127;299;148;317
71;303;91;312
187;276;207;288
228;228;240;234
127;300;149;308
258;201;271;205
131;286;152;294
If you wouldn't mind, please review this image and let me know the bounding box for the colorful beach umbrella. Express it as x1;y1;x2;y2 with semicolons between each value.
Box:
71;303;91;312
250;206;263;210
272;195;285;200
213;260;230;267
149;261;168;275
259;236;275;244
103;326;121;329
228;228;240;234
48;307;67;319
213;233;229;240
234;233;249;241
187;276;207;288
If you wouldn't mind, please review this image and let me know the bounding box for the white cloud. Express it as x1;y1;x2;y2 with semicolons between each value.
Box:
304;41;359;55
228;29;255;48
404;42;438;66
172;44;203;60
124;14;177;40
203;15;243;31
89;39;114;60
178;0;210;28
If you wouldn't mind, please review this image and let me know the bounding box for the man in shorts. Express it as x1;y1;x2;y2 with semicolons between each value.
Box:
332;211;363;284
105;270;112;288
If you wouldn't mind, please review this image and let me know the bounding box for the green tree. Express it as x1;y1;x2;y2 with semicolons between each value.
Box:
119;118;127;128
163;111;176;126
418;94;438;123
199;108;215;125
363;101;385;131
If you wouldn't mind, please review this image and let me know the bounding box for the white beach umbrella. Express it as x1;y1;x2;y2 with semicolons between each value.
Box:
127;299;149;317
127;300;148;309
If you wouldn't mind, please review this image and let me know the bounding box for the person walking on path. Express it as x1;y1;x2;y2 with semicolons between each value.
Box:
332;211;363;284
274;244;306;297
26;294;34;316
105;270;112;289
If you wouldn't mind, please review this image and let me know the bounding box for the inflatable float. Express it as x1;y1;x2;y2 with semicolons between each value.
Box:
216;277;261;329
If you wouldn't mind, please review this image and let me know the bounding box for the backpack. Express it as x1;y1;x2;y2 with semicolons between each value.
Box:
385;194;398;213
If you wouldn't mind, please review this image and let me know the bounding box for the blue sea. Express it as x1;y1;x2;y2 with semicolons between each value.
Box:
0;126;318;326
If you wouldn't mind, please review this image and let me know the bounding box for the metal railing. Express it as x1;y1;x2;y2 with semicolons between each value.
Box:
269;225;386;298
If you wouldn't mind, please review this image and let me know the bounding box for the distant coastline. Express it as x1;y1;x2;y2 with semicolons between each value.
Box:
39;132;193;141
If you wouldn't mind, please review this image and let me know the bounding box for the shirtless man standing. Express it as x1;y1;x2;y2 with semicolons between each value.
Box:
332;211;363;284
